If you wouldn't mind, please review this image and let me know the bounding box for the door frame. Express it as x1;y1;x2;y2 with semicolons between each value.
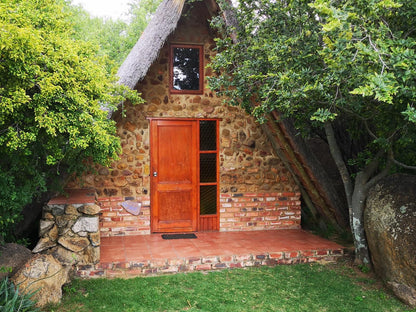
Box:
148;117;220;233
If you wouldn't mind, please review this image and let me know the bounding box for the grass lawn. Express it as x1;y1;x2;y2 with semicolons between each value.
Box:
44;262;415;312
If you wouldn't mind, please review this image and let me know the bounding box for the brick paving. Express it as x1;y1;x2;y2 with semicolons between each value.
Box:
76;229;344;278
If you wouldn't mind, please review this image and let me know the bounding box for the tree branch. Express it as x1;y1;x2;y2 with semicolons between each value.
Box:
389;149;416;170
365;158;391;192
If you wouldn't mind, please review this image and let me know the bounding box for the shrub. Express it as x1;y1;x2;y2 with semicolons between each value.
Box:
0;278;39;312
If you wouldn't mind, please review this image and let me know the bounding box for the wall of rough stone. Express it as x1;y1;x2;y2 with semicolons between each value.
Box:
33;191;101;265
67;2;300;235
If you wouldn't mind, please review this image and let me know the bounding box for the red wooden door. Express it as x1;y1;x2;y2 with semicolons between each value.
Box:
150;119;198;233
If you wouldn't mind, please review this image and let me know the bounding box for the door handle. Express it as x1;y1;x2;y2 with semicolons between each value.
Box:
153;171;158;177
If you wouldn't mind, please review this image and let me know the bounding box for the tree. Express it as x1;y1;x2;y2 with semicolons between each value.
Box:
67;0;162;70
0;0;141;243
210;0;416;264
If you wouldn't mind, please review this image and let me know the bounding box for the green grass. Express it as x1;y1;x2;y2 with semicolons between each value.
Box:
44;263;415;312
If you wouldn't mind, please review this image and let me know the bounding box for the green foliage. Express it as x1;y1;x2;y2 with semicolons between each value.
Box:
0;0;142;242
0;278;39;312
210;0;416;170
67;0;162;69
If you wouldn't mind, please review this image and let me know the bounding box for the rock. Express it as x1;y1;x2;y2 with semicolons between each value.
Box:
72;216;99;233
365;174;416;307
89;232;100;247
11;254;70;307
80;246;100;265
32;237;57;253
58;236;90;253
0;243;33;279
47;246;80;265
389;282;416;307
39;220;54;237
48;224;59;241
50;205;65;216
55;214;77;229
77;203;101;215
65;204;81;216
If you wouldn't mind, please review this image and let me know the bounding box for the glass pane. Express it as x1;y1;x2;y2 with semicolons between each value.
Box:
200;120;216;151
200;185;217;215
173;47;200;91
200;153;216;183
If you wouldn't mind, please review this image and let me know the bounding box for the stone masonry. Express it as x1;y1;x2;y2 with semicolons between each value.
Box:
33;192;101;266
65;2;301;235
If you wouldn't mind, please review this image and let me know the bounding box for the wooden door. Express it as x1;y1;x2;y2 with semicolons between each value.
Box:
150;119;198;233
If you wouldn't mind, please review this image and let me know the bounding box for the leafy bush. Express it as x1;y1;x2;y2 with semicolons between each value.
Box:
0;278;39;312
0;0;142;242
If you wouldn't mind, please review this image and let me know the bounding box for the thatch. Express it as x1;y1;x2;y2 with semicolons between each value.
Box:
117;0;186;90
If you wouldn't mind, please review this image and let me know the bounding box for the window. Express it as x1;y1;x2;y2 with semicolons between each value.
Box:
199;120;218;216
170;44;204;94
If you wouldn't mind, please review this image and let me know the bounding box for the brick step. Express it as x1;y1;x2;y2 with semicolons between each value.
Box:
75;248;344;278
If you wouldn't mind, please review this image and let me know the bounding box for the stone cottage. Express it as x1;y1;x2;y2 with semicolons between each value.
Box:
70;0;301;236
35;0;314;267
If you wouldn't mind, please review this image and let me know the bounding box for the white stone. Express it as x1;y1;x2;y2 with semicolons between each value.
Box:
72;217;99;233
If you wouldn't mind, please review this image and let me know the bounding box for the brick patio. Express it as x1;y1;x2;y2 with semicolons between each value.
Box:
76;229;344;278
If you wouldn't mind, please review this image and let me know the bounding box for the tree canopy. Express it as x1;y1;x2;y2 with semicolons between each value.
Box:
0;0;141;242
67;0;162;70
210;0;416;264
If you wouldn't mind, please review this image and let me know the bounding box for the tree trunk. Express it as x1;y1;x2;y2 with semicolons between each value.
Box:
324;122;372;264
351;172;371;265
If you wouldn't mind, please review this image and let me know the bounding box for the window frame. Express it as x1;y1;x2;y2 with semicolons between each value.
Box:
169;44;204;95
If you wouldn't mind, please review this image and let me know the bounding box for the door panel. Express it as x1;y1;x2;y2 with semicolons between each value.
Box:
150;120;198;233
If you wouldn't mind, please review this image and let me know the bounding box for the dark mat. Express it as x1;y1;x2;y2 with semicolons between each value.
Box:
161;233;197;240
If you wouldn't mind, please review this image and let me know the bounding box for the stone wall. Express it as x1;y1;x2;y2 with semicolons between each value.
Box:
33;191;101;265
66;2;300;235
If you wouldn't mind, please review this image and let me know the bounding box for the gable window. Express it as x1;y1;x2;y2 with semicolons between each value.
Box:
170;44;204;94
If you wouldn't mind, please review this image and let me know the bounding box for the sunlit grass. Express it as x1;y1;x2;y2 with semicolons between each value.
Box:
44;263;415;312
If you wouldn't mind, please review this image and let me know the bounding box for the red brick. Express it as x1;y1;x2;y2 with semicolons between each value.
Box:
220;194;232;198
300;251;315;257
106;270;126;278
186;257;201;264
219;255;233;262
115;262;130;269
269;252;284;259
195;264;212;271
126;269;144;276
202;256;218;264
285;251;299;259
150;259;167;267
235;255;252;261
317;250;329;256
97;262;113;269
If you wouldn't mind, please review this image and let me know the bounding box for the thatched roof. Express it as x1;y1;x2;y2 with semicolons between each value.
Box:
117;0;186;90
113;0;348;229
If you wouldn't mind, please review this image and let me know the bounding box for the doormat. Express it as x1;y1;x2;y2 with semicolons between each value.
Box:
161;233;197;240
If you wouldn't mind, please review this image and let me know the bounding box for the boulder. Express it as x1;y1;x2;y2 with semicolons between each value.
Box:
365;174;416;307
0;243;33;279
11;254;70;307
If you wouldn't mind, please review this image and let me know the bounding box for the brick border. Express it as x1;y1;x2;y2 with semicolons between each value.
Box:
75;248;344;278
